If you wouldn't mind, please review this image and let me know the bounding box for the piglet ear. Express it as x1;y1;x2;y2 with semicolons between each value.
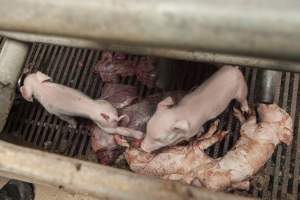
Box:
172;120;190;133
279;127;293;145
157;96;174;111
118;115;130;126
36;71;52;83
100;113;110;121
20;86;33;102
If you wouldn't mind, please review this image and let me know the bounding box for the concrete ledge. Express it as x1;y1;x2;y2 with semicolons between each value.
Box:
0;39;28;131
0;140;255;200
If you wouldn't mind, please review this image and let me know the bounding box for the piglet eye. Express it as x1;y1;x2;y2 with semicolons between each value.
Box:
100;113;110;121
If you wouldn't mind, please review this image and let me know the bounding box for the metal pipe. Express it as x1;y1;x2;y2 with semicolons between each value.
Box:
1;0;300;61
2;31;300;72
255;70;280;104
0;38;28;131
0;140;254;200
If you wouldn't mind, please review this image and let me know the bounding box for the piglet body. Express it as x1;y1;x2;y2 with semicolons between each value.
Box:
20;71;142;139
142;66;249;152
124;104;292;191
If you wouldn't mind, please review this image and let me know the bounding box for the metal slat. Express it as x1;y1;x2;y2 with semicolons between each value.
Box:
271;72;290;199
280;74;299;199
291;84;300;198
261;72;283;200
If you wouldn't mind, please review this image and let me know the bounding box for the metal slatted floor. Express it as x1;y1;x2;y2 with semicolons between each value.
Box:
2;43;300;199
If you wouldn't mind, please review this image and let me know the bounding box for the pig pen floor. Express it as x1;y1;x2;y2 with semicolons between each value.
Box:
1;43;300;200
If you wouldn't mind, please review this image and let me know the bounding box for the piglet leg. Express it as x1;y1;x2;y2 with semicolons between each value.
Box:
57;114;77;128
198;120;219;140
240;100;250;114
233;107;246;123
114;135;130;147
103;127;144;139
196;130;228;150
230;180;250;191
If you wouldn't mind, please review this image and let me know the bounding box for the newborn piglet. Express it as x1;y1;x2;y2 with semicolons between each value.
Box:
142;65;249;152
186;104;293;190
123;104;292;191
20;71;143;139
116;120;226;179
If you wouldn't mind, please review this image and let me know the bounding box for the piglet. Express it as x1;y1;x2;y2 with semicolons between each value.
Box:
123;104;292;191
142;65;249;152
20;71;143;139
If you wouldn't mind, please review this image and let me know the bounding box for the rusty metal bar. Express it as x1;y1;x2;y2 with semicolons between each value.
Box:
2;31;300;72
0;0;300;61
0;140;254;200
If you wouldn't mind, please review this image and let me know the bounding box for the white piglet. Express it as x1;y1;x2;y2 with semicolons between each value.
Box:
20;71;142;139
142;65;249;152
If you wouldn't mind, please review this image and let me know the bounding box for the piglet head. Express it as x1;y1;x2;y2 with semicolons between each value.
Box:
141;97;191;152
257;103;293;145
20;71;52;102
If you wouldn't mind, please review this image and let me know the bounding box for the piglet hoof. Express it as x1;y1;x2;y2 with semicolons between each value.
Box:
114;135;130;148
241;103;251;116
233;107;246;123
212;119;220;129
